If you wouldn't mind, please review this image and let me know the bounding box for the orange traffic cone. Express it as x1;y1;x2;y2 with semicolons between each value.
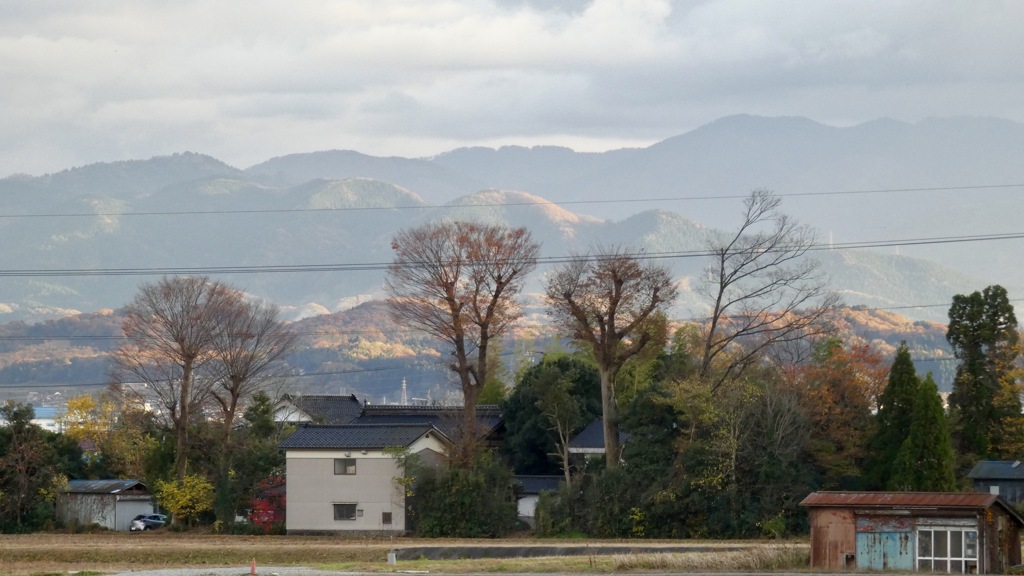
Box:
250;557;257;575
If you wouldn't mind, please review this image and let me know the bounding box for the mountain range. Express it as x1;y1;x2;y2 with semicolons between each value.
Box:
2;114;1022;325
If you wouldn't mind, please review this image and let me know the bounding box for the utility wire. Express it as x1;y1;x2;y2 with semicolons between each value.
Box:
0;230;1021;278
0;183;1020;219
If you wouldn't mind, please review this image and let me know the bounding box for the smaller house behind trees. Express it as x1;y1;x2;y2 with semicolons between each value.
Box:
273;394;364;425
56;479;154;532
969;461;1024;506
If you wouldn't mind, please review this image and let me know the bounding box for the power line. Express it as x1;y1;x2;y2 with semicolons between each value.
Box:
0;183;1021;219
0;230;1021;278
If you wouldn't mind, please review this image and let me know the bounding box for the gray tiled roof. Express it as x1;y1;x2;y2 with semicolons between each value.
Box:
355;404;503;439
515;475;563;495
969;460;1024;480
568;419;628;450
64;479;148;494
287;394;364;424
279;423;448;450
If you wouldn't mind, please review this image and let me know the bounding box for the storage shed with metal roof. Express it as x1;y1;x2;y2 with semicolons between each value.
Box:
56;479;154;532
801;491;1023;573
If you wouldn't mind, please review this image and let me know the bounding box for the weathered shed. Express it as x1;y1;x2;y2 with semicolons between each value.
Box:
56;479;154;532
801;491;1023;574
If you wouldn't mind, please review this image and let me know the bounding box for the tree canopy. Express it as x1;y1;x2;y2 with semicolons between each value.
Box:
545;246;678;468
947;284;1022;463
385;220;539;465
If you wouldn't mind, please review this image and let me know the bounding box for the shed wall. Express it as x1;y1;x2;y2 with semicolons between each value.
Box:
809;508;856;569
116;499;155;531
58;494;116;530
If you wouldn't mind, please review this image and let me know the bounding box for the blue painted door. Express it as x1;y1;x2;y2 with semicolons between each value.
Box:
857;532;915;571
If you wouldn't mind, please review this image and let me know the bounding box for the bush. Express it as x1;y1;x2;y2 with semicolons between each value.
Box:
534;468;642;538
411;453;518;537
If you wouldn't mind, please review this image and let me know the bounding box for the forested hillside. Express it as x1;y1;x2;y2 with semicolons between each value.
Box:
0;300;954;406
1;116;1021;324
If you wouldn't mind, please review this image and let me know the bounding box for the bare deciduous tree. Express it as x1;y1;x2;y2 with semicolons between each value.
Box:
545;246;678;468
384;220;539;465
111;276;236;480
210;296;296;440
699;189;840;391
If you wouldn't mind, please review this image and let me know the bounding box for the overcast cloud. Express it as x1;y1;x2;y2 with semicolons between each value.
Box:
2;0;1023;176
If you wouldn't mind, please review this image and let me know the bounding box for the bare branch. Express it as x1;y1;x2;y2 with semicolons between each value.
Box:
384;220;539;465
545;245;678;468
699;189;841;391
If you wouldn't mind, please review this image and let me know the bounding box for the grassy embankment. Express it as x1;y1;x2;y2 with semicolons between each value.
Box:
0;533;809;576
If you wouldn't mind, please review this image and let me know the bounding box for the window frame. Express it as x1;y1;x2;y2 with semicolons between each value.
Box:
917;527;978;574
333;458;357;475
333;503;358;521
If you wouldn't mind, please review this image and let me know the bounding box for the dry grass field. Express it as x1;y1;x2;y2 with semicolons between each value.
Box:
0;532;809;576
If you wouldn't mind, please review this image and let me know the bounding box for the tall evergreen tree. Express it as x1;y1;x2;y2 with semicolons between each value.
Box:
889;373;957;491
864;342;920;489
946;285;1022;463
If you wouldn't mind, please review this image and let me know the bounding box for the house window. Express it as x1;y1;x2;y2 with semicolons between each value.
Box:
382;512;392;525
333;503;357;521
918;528;978;573
334;458;357;475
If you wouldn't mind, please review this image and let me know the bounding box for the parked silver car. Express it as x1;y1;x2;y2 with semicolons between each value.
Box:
130;513;167;531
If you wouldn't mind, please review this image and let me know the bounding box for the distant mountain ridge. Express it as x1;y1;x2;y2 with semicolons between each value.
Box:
0;299;955;406
0;115;1021;323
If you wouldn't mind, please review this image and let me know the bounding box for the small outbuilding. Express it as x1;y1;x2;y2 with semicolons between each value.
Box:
57;479;154;532
514;475;563;528
801;491;1023;574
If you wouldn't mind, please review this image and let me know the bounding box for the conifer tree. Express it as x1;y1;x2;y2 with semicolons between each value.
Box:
888;373;957;491
864;342;920;489
947;285;1022;463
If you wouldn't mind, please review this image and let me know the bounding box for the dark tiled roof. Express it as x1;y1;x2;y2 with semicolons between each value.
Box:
287;394;364;424
278;423;448;450
568;419;629;450
516;475;563;495
355;404;503;439
968;460;1024;480
64;479;148;494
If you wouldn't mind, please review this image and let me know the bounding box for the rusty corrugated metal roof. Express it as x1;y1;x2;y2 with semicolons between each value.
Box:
801;491;1024;529
800;491;998;509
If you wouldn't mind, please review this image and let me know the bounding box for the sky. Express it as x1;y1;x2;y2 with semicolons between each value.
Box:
3;0;1024;177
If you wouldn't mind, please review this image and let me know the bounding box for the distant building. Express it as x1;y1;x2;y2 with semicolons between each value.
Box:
31;405;62;432
968;461;1024;505
274;393;364;425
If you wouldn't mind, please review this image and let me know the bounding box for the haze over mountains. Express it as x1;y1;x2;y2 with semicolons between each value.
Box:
1;114;1021;324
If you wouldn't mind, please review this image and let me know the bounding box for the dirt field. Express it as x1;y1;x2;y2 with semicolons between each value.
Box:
0;532;398;575
0;532;795;576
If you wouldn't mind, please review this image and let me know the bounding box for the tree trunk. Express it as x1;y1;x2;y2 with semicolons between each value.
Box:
599;367;620;468
174;359;193;482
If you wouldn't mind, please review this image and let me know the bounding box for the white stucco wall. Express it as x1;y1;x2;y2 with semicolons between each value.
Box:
286;451;406;532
